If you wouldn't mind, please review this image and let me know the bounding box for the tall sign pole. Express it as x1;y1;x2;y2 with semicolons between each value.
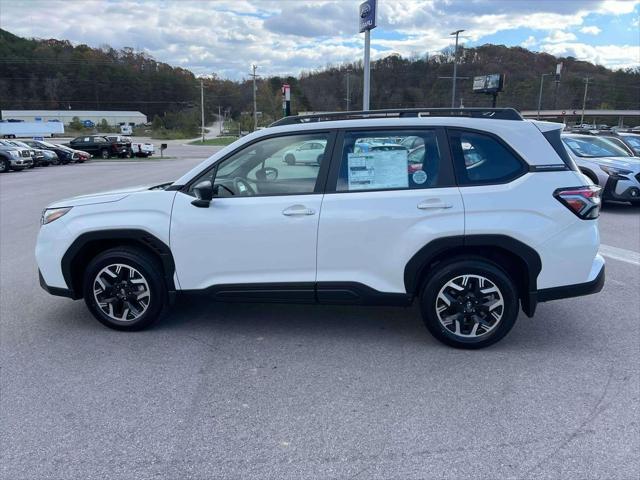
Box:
359;0;377;111
281;84;291;117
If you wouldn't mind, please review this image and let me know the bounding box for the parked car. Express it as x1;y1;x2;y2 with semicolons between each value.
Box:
130;142;155;158
612;132;640;156
5;139;50;167
0;141;33;172
283;139;327;165
22;140;76;165
562;133;640;205
67;135;128;159
105;135;136;158
37;108;606;348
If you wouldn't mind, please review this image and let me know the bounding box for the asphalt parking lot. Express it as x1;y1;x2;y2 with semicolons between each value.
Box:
1;153;639;479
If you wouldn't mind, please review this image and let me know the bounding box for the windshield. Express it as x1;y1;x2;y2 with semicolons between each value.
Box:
39;141;57;148
562;136;632;158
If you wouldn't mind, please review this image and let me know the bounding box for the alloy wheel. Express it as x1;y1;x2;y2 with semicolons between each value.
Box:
93;263;151;322
435;274;504;338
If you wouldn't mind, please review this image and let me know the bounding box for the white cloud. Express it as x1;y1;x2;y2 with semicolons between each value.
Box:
580;26;603;34
0;0;638;78
540;42;640;70
543;31;578;43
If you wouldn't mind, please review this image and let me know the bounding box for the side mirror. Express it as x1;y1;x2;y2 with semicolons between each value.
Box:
191;180;213;208
255;166;278;182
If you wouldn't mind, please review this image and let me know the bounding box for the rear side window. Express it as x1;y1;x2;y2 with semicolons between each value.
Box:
448;130;526;185
336;130;444;191
542;129;578;171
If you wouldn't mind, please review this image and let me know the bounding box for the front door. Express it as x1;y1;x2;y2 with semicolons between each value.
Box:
170;131;334;299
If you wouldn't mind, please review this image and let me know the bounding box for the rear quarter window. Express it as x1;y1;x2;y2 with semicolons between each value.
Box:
448;130;527;185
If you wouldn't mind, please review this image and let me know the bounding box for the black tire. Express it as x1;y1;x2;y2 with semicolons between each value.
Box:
83;247;168;331
630;200;640;206
0;158;9;173
100;149;110;159
28;163;35;169
419;256;519;349
285;154;296;165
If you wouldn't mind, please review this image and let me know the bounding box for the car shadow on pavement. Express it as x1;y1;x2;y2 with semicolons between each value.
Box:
601;201;640;213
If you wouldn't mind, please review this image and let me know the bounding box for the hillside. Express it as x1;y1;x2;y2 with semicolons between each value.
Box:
1;28;638;127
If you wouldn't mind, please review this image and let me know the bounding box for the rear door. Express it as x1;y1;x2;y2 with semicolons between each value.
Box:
316;128;464;296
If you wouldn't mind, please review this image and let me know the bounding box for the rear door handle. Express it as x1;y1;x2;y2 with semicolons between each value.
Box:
282;205;316;216
417;200;453;210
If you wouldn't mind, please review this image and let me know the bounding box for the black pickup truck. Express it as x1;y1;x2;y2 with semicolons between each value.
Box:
67;135;129;159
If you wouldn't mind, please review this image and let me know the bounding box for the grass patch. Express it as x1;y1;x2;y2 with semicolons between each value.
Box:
189;137;238;146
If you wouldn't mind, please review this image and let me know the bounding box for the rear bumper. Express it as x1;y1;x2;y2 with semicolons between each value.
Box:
536;262;605;302
524;261;605;316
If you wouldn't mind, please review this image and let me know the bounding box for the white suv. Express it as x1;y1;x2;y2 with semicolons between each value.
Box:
36;108;605;349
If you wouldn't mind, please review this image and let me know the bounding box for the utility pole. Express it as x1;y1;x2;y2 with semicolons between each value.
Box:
537;73;553;120
580;76;591;125
450;29;465;108
200;78;205;143
346;70;351;111
218;105;222;135
250;64;258;131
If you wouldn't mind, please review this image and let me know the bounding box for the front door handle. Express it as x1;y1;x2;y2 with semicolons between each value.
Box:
282;205;316;216
417;199;453;210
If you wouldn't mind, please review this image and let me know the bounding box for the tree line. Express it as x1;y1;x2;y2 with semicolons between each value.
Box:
1;28;638;131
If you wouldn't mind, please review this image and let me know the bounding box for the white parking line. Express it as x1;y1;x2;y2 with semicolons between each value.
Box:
599;244;640;266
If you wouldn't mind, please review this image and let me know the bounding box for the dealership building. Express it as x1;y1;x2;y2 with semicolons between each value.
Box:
0;110;147;125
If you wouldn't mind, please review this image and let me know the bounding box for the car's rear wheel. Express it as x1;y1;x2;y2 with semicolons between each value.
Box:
285;154;296;165
100;149;110;159
420;257;518;349
83;247;168;331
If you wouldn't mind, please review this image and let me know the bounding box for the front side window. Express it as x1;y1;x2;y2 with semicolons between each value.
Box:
336;130;442;191
449;130;526;185
192;133;330;197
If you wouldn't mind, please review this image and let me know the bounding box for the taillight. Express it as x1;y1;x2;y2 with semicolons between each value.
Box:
554;185;602;219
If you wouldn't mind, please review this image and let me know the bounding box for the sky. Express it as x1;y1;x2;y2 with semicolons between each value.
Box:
0;0;638;79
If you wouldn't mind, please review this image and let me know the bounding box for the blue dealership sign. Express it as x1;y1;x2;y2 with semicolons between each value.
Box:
359;0;377;33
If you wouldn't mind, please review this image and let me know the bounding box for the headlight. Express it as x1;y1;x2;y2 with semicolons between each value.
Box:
41;207;72;225
9;150;20;158
600;165;632;179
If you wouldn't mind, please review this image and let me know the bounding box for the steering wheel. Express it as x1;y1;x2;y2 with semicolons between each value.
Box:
232;177;255;196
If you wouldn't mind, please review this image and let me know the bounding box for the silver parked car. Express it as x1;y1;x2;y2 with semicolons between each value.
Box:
562;133;640;205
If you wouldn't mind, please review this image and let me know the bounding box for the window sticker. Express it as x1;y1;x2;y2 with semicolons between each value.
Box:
347;150;409;190
412;170;428;184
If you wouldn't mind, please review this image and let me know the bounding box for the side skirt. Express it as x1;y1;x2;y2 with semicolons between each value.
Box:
182;282;413;306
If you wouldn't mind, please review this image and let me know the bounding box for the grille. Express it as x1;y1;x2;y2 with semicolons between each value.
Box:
20;150;30;157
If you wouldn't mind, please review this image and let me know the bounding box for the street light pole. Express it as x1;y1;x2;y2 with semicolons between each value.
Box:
200;78;205;143
537;73;553;120
450;29;464;108
250;64;258;131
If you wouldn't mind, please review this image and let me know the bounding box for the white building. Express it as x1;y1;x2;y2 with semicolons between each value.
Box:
1;110;147;126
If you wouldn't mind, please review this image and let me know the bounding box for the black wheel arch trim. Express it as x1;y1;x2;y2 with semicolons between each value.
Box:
403;234;542;316
60;229;176;300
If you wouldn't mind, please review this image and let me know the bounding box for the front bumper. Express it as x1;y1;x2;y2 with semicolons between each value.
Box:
603;175;640;201
39;269;75;298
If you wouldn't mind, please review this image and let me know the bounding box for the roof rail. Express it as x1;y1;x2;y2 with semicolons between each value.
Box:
269;107;523;127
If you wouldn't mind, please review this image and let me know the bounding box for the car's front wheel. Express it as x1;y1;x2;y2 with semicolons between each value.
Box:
420;257;518;349
285;154;296;165
83;247;168;331
0;159;9;173
100;149;110;159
